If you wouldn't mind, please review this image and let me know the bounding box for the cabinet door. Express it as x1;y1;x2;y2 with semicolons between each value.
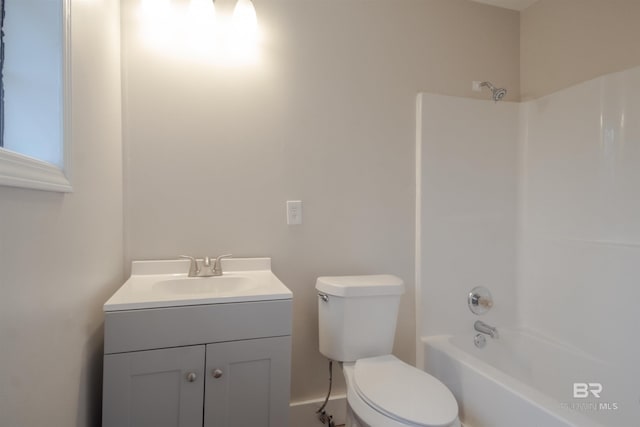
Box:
103;345;205;427
204;336;291;427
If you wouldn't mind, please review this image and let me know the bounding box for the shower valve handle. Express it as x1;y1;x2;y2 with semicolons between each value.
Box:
468;286;493;315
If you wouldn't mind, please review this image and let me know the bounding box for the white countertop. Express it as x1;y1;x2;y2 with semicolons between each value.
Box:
104;257;292;312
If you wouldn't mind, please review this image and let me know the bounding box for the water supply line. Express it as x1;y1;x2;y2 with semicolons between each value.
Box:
316;360;336;427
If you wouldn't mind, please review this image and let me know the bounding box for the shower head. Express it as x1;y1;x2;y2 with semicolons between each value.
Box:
492;87;507;102
480;81;507;102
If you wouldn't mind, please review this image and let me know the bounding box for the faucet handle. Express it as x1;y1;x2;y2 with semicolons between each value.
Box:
468;286;493;315
180;255;200;277
212;254;233;275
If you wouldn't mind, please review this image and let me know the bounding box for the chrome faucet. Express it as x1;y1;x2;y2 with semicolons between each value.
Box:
474;320;499;339
180;255;200;277
180;254;232;277
212;254;232;276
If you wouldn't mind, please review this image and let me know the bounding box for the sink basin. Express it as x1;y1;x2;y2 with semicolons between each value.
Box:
153;275;255;295
104;257;292;311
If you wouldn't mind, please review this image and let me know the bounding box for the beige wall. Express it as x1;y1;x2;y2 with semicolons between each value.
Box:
521;0;640;100
7;0;640;422
0;1;123;426
122;0;519;402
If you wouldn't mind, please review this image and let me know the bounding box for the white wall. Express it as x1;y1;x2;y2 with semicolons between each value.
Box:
417;94;519;361
121;0;520;403
519;66;640;369
0;1;123;426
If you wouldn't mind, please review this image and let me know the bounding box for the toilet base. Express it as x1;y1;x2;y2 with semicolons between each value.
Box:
346;402;366;427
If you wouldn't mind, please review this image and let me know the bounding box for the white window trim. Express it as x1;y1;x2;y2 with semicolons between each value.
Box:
0;0;72;193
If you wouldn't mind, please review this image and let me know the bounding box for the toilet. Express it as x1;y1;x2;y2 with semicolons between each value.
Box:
316;275;461;427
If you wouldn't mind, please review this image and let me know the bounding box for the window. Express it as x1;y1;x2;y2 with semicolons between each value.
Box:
1;0;6;148
0;0;71;192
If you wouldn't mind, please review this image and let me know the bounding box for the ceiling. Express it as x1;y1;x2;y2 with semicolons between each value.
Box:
469;0;539;11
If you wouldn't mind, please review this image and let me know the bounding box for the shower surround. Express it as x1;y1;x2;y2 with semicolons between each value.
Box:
416;66;640;427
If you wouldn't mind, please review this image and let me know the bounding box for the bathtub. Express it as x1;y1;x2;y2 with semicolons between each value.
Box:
421;329;637;427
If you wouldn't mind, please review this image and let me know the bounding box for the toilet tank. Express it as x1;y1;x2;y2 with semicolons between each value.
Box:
316;275;404;362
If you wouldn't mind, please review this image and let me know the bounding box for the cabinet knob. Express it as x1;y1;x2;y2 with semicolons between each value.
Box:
212;369;223;379
186;372;197;382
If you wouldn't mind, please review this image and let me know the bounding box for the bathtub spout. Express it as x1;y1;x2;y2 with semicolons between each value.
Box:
474;320;499;339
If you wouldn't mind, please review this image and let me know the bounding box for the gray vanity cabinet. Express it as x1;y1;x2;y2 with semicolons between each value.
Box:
204;336;291;427
103;345;205;427
102;300;292;427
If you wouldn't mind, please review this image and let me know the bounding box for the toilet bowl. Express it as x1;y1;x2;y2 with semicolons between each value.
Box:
316;275;460;427
343;356;461;427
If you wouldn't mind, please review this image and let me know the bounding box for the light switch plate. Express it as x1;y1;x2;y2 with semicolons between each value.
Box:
286;200;302;225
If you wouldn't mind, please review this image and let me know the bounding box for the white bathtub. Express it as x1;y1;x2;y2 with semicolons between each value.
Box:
421;329;637;427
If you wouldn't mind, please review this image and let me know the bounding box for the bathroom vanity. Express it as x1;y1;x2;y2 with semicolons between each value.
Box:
102;258;292;427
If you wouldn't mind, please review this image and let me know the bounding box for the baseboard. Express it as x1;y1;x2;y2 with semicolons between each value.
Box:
290;394;347;427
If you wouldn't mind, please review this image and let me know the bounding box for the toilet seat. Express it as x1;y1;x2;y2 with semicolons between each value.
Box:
351;355;459;427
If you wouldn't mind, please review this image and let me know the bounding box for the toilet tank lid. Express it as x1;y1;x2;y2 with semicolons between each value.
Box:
316;275;404;297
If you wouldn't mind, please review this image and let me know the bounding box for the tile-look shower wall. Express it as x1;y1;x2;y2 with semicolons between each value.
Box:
121;0;520;403
418;68;640;423
520;66;640;369
418;94;520;349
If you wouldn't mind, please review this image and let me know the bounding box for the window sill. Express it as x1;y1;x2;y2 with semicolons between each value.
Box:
0;148;72;193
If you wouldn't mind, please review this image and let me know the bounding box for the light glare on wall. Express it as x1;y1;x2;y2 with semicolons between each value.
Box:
138;0;260;64
186;0;216;53
189;0;216;29
139;0;171;46
232;0;257;38
227;0;258;60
